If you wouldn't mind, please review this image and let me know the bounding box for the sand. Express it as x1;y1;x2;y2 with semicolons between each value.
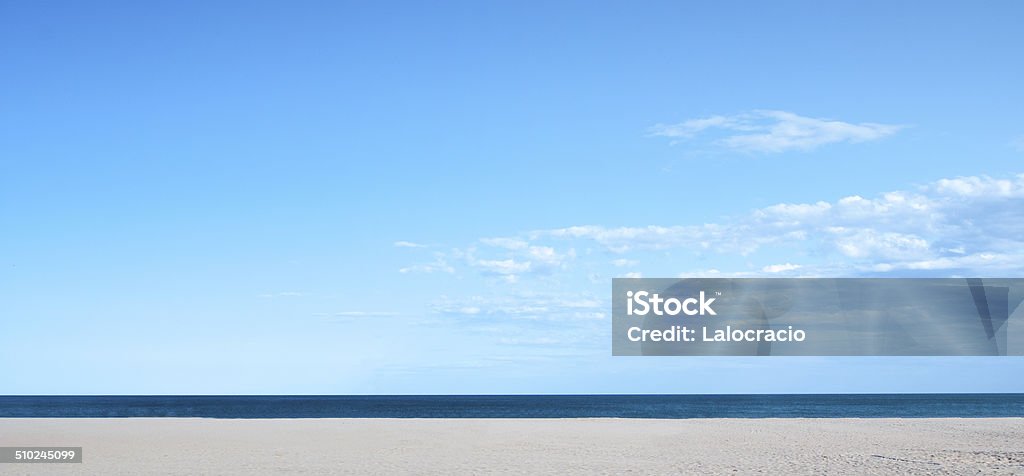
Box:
1;418;1023;474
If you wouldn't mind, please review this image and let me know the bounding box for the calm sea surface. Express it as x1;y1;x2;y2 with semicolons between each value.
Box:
1;394;1022;418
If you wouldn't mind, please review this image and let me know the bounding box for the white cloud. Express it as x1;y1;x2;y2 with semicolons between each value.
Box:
828;228;930;259
762;263;802;273
621;272;643;279
933;175;1024;198
526;245;570;266
480;237;529;250
393;240;427;248
458;242;575;282
651;110;903;153
756;201;832;221
474;258;532;275
611;258;638;267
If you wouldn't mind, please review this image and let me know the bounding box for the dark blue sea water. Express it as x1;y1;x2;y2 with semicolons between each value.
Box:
1;394;1023;418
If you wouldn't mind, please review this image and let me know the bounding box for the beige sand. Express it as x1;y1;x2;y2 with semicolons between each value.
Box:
1;418;1022;474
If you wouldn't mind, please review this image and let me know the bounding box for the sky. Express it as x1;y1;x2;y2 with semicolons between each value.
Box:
2;1;1023;394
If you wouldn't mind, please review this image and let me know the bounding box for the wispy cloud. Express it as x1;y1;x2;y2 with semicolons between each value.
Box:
399;243;574;282
394;240;428;248
399;252;455;274
461;244;575;282
432;293;605;321
650;110;904;153
474;258;532;275
678;269;757;278
480;237;529;250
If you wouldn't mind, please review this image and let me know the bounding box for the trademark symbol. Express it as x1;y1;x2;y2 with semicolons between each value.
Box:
715;291;722;296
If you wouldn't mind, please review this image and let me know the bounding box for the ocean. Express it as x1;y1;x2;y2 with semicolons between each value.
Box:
1;394;1023;418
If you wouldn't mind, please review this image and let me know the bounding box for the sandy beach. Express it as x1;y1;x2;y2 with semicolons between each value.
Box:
1;418;1022;474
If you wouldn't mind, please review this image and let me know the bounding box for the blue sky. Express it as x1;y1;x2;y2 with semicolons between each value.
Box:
2;1;1023;394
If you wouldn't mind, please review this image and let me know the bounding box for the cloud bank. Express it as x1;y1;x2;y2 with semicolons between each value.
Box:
403;172;1024;280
